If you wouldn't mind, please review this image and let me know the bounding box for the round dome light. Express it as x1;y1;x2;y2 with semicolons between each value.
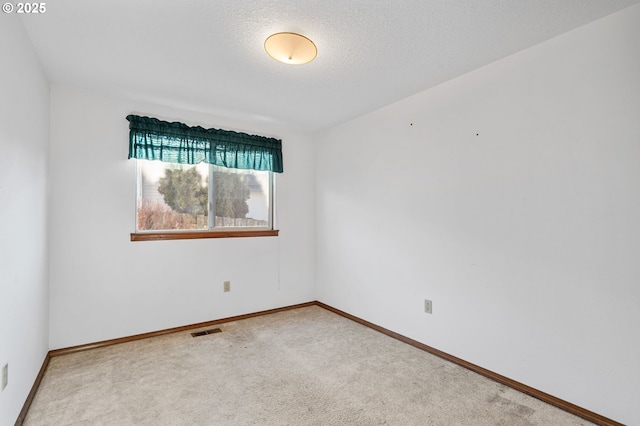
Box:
264;32;317;65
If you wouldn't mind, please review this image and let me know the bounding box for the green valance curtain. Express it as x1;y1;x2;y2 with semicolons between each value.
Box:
126;115;283;173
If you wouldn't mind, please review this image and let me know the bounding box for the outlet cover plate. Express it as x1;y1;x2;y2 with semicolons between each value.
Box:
2;364;7;391
424;299;433;314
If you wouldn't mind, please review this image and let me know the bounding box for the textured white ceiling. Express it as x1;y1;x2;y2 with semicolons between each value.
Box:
19;0;640;130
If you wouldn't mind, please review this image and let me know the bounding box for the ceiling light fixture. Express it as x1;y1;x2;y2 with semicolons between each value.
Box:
264;32;317;65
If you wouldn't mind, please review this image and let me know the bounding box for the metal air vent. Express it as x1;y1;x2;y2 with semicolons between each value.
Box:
191;328;222;337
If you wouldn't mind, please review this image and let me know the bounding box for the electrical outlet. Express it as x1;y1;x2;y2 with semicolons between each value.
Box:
223;281;231;292
424;299;433;314
2;363;7;391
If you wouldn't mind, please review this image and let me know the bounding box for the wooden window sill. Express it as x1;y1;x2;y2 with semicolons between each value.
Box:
131;230;279;242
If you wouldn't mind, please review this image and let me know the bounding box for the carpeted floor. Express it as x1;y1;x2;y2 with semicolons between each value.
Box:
24;305;593;425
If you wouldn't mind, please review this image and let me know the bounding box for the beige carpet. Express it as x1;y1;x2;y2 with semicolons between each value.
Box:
24;306;593;425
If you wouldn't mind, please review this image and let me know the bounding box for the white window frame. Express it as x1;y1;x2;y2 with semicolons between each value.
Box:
131;160;277;241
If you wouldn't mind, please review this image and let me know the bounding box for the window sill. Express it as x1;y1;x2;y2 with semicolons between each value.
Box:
131;229;279;242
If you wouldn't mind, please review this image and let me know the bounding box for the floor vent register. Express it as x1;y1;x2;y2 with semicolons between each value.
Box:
191;328;222;337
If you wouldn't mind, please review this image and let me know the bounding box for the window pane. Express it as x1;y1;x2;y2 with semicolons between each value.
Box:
212;165;270;228
136;161;273;232
137;161;209;231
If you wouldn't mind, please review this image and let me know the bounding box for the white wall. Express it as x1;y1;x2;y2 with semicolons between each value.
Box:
0;16;50;426
48;85;315;349
316;4;640;425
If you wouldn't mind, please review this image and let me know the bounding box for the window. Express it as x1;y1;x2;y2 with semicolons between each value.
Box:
136;160;273;232
127;114;282;241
